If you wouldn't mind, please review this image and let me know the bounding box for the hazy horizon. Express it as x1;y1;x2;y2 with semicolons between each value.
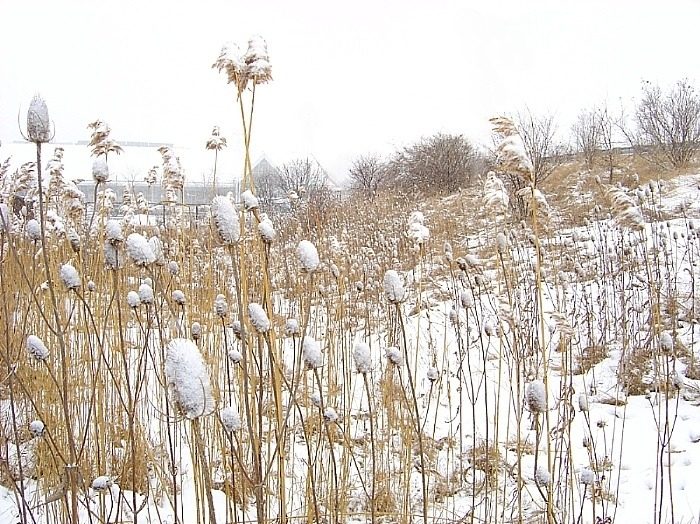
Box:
2;0;699;181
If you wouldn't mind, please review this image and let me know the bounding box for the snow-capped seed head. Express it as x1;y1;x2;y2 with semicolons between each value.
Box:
248;303;270;333
310;391;322;407
496;232;508;253
230;320;241;338
191;322;202;340
460;290;474;308
27;335;49;361
149;236;165;265
87;280;96;292
659;332;673;352
92;476;113;492
27;94;50;143
164;338;215;419
407;210;430;245
228;348;243;364
449;308;459;325
126;233;156;267
285;318;300;337
138;283;154;304
330;263;340;279
578;394;589;412
302;337;323;369
126;291;141;308
59;263;81;290
214;294;228;318
103;240;122;270
526;380;547;413
26;219;41;241
323;407;339;424
580;468;596;485
427;366;439;382
297;240;320;272
67;228;81;253
220;407;242;432
211;195;240;245
535;466;551;487
29;420;45;438
353;342;371;374
168;260;179;276
241;190;259;211
106;220;123;243
385;346;403;366
258;220;276;244
383;270;405;304
172;290;186;306
92;158;109;183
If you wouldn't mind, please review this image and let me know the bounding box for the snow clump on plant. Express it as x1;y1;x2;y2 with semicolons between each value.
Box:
165;338;215;419
297;240;320;272
220;407;242;432
127;291;141;308
27;335;49;361
241;190;259;210
248;303;270;333
211;195;240;245
407;211;429;246
59;263;81;290
383;270;405;303
353;341;371;374
302;337;323;369
126;233;156;267
526;380;547;413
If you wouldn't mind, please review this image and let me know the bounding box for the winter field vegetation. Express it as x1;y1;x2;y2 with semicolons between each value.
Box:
2;37;700;524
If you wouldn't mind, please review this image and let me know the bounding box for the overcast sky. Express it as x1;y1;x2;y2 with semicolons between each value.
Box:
1;0;699;183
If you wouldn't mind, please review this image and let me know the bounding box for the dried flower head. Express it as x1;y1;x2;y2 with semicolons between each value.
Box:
59;263;81;290
248;303;270;333
297;240;320;272
165;338;215;419
27;335;49;361
220;407;242;432
27;94;50;143
211;195;240;245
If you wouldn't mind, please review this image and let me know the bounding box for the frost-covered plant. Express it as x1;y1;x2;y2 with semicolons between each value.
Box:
258;218;276;244
138;283;154;304
214;294;228;318
211;195;240;245
323;407;339;424
285;318;300;337
241;190;259;211
105;220;123;243
526;380;547;413
383;270;405;303
302;337;323;369
87;119;122;158
126;291;141;308
385;346;403;366
28;420;45;438
26;219;41;241
26;94;51;143
220;407;242;432
59;263;81;290
407;211;429;246
164;338;215;419
353;342;371;374
126;233;156;267
92;158;109;183
92;476;113;492
172;290;186;306
483;171;510;212
248;303;270;333
297;240;320;272
26;335;49;361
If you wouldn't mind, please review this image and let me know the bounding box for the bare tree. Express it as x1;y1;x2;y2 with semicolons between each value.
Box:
276;158;326;199
634;79;700;167
572;108;601;169
385;133;481;194
348;154;388;194
515;110;565;187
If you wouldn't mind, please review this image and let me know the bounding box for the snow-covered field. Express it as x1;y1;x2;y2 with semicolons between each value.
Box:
2;132;700;524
